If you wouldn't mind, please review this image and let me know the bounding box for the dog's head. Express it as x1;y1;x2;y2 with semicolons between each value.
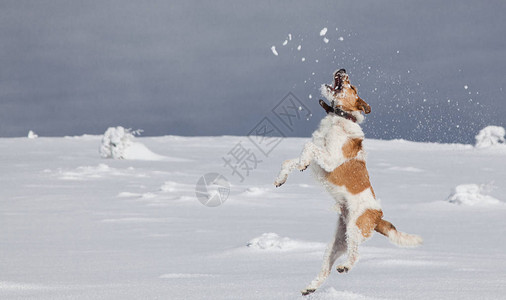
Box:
323;69;371;115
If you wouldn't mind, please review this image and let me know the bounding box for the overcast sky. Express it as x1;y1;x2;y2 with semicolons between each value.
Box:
1;0;505;143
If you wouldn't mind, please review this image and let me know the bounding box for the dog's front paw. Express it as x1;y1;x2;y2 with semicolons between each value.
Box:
298;162;310;172
301;288;316;296
336;265;350;273
299;165;309;172
274;176;287;188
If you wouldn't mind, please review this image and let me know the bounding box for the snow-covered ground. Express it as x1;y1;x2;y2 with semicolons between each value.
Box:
1;135;506;299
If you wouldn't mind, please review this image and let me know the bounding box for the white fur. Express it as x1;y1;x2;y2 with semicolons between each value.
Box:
274;114;365;185
274;88;422;295
387;230;424;247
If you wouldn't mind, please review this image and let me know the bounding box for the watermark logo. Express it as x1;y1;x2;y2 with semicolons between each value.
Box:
195;173;230;207
222;142;263;182
196;92;311;206
272;92;311;131
247;117;285;156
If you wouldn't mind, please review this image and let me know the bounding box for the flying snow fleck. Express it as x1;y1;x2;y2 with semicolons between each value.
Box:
282;40;288;46
308;94;312;99
464;85;469;90
271;46;278;56
323;37;329;44
338;37;344;41
288;33;292;41
320;27;328;36
297;45;301;51
301;57;306;62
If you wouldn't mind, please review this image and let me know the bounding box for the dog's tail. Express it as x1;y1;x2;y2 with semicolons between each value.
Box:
374;219;423;247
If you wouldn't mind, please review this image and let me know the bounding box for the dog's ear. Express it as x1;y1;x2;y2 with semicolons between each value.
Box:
319;99;334;114
357;97;371;114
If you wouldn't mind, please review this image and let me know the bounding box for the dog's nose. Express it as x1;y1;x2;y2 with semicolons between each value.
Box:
362;105;371;114
337;68;346;74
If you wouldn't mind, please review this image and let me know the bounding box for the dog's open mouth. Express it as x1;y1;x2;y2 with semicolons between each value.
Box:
333;68;347;91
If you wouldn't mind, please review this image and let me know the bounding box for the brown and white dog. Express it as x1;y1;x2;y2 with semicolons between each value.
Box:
274;69;422;296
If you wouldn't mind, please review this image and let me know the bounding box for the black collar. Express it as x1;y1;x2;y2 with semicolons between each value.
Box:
332;107;357;123
319;99;357;123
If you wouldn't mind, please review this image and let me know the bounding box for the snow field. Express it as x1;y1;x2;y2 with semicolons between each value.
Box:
1;135;505;299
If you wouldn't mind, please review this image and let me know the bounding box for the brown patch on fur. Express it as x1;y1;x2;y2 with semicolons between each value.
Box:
326;75;371;115
326;159;372;194
374;219;397;236
342;138;362;159
339;94;371;114
356;96;371;114
356;209;383;238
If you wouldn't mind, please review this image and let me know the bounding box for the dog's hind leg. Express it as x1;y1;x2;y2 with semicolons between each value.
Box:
336;227;360;273
336;209;383;273
301;213;347;296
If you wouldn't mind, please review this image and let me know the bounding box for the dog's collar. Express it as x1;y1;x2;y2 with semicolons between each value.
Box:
332;107;357;123
319;99;357;123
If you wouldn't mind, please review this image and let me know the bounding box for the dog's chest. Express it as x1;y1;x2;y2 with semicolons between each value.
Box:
311;116;359;154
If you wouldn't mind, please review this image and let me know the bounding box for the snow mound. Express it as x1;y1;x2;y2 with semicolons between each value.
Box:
159;273;212;279
0;281;52;291
160;181;179;192
241;187;269;196
475;126;505;149
447;184;501;206
57;164;134;180
141;192;157;199
387;166;423;172
117;192;141;198
101;217;166;223
160;181;193;193
246;233;323;251
27;130;38;139
99;126;165;161
373;259;442;267
99;126;134;159
312;287;382;300
122;141;167;161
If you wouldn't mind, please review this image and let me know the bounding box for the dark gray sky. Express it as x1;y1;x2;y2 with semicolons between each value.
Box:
1;0;505;143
